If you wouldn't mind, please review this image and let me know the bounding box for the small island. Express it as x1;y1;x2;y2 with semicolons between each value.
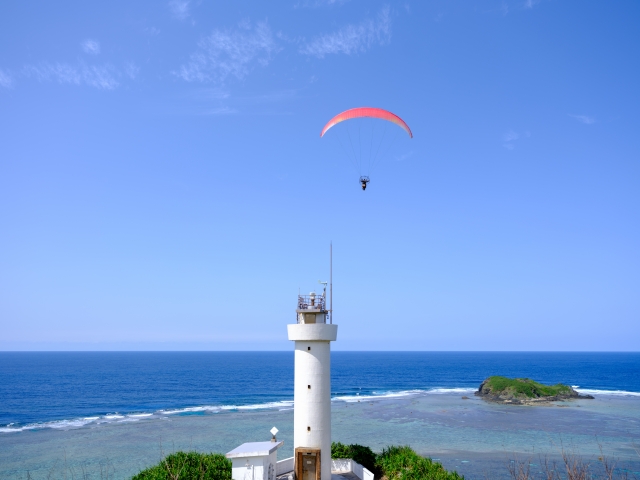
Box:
475;376;594;405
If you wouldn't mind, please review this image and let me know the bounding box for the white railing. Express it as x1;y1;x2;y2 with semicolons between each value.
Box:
276;457;373;480
331;459;374;480
276;457;294;476
363;467;374;480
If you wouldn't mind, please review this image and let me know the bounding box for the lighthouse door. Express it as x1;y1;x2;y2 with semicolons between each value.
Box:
302;454;316;480
295;449;320;480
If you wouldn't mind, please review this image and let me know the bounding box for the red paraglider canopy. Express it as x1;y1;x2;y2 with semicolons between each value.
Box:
320;107;413;138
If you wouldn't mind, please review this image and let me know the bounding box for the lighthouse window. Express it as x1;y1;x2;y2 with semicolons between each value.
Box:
307;346;311;351
307;426;311;432
308;385;311;389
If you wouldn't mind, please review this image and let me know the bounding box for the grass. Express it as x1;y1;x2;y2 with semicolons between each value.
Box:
131;452;231;480
332;443;464;480
483;376;573;398
376;446;464;480
506;445;636;480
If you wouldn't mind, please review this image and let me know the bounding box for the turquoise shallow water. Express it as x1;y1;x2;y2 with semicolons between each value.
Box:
1;392;639;479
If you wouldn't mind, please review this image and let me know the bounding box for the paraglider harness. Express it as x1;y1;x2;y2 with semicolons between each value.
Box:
359;176;370;191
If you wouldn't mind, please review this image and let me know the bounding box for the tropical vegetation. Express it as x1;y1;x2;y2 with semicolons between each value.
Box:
481;376;573;398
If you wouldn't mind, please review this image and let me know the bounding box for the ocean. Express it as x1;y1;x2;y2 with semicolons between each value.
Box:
1;352;639;479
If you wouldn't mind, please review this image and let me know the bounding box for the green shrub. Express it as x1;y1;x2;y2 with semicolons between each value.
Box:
332;443;462;480
132;451;232;480
376;446;464;480
331;442;379;476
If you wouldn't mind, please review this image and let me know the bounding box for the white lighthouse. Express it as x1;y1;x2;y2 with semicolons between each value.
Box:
287;287;337;480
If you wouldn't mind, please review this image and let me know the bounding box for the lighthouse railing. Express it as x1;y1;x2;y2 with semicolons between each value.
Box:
297;294;326;312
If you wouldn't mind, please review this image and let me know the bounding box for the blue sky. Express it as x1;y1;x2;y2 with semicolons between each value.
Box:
1;1;638;351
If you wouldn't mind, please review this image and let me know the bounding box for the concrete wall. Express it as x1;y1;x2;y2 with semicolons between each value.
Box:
231;452;278;480
276;457;294;476
330;459;374;480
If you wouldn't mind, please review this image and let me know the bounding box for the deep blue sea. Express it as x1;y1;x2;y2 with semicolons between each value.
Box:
1;352;639;432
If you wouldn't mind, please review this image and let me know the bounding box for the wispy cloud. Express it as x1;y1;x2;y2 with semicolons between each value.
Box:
0;69;13;88
184;88;299;116
300;6;391;58
169;0;191;20
22;63;121;90
524;0;540;8
569;114;596;125
502;130;530;150
175;20;278;84
124;62;140;80
144;26;161;36
504;130;520;143
81;39;100;55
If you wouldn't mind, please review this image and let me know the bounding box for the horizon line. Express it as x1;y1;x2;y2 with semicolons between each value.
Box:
1;350;639;353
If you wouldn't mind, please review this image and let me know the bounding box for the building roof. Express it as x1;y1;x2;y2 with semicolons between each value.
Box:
226;441;284;458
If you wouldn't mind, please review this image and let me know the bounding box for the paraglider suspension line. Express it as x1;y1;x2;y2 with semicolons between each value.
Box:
346;122;360;176
369;120;376;174
358;124;362;174
370;122;388;173
335;129;359;174
372;126;401;174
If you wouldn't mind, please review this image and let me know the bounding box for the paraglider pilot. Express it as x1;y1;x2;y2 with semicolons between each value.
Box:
360;176;370;191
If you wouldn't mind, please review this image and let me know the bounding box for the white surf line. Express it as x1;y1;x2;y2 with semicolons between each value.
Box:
573;386;640;397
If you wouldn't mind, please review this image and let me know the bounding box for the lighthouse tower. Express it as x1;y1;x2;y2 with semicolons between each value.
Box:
288;288;337;480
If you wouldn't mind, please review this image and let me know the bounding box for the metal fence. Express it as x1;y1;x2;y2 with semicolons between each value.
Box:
297;294;326;311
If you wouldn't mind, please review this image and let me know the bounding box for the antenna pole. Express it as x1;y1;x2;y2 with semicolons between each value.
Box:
330;241;333;324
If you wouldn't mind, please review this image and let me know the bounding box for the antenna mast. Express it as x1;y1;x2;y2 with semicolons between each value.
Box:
330;242;333;324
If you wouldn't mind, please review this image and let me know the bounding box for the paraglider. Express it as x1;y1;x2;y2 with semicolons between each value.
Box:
321;107;413;190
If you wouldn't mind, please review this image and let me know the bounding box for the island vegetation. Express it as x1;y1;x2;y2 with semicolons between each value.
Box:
475;376;594;404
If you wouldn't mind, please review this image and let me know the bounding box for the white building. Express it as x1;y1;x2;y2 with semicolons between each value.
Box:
227;441;284;480
288;291;337;480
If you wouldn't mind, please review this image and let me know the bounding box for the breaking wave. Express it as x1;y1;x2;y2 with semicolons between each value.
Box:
0;400;298;434
573;387;640;397
331;387;477;403
2;386;637;433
